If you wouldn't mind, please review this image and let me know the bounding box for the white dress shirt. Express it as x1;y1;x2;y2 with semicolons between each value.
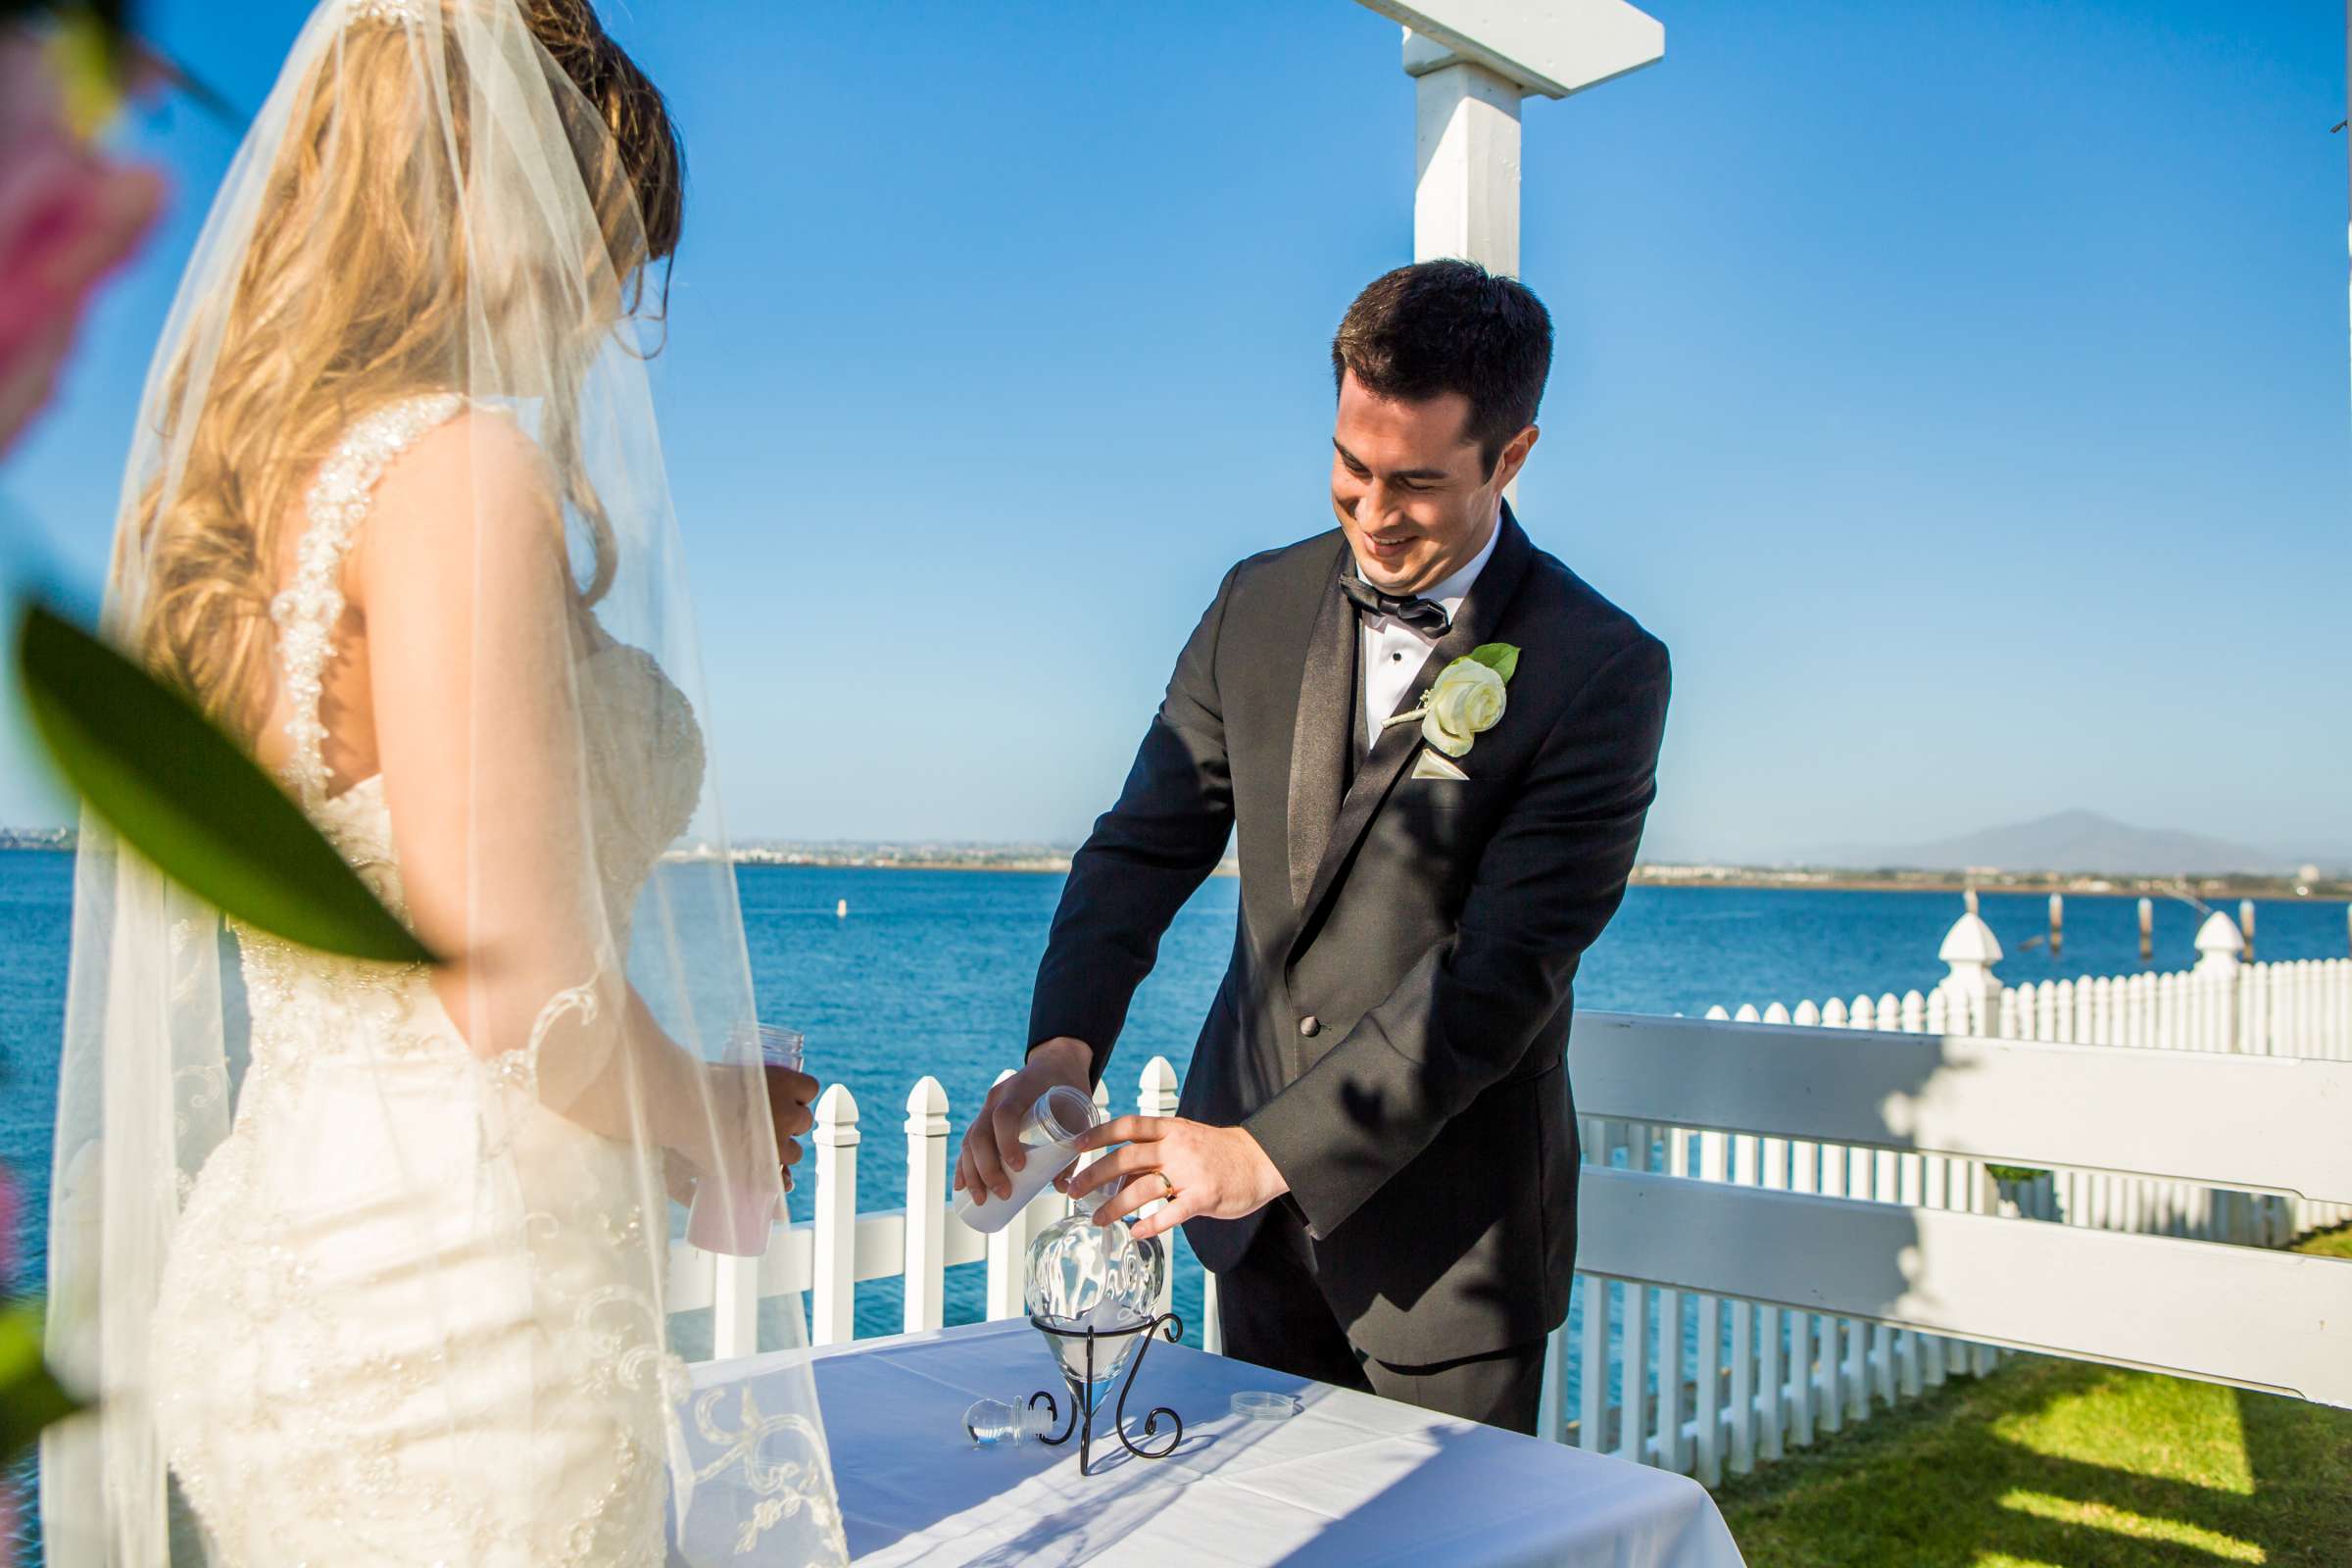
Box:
1355;517;1500;756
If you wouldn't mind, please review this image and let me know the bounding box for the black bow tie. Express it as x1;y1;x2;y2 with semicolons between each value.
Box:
1339;573;1451;638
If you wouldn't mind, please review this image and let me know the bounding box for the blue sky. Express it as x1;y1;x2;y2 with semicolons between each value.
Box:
2;0;2344;860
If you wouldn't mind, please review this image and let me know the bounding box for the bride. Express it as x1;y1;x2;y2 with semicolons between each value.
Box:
42;1;846;1562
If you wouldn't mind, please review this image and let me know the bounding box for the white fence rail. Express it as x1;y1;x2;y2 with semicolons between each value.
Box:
1570;1013;2352;1436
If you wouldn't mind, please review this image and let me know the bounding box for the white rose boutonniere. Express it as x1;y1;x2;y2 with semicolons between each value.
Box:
1384;643;1520;759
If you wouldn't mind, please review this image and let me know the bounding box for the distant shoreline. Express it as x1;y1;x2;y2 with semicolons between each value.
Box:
1;838;2341;903
1628;867;2351;901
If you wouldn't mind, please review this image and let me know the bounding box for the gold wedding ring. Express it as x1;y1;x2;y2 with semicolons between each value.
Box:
1157;1171;1179;1202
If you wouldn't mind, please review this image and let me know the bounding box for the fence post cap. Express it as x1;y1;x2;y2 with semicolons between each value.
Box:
1938;911;2003;965
905;1074;949;1120
2194;910;2246;961
1140;1054;1180;1094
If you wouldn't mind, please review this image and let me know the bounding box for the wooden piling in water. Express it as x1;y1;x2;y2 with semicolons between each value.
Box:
2239;899;2255;959
2139;898;2154;963
2048;894;2064;959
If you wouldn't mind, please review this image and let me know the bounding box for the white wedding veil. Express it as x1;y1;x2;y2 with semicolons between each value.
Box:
42;1;844;1561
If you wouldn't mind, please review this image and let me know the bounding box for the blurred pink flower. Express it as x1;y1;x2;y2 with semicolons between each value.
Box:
0;28;163;458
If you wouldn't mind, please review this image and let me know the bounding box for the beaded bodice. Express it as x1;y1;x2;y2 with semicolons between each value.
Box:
240;394;708;1073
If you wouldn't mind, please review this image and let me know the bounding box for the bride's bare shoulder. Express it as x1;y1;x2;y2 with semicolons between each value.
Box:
373;403;557;525
357;403;562;595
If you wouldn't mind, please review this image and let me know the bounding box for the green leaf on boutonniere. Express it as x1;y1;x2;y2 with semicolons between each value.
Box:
1467;643;1520;683
17;600;438;965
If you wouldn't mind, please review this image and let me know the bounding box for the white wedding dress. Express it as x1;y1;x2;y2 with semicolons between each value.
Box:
150;395;707;1565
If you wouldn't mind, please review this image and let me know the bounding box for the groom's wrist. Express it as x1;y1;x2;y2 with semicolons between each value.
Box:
1024;1034;1096;1086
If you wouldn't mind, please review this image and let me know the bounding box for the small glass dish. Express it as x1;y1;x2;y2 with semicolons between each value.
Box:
1230;1390;1299;1421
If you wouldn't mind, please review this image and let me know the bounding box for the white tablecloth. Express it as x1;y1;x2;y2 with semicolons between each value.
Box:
684;1321;1745;1568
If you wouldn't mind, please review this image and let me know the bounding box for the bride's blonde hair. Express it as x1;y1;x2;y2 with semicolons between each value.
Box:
122;0;683;740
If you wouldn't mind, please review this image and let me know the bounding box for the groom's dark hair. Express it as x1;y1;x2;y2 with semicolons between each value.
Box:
1331;260;1552;475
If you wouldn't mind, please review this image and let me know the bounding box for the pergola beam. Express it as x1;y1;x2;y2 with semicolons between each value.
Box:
1349;1;1665;276
1357;0;1665;100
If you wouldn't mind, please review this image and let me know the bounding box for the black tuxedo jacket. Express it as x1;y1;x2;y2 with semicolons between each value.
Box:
1028;510;1670;1363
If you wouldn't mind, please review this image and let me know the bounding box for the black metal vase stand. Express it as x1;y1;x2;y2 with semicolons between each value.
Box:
1023;1310;1186;1476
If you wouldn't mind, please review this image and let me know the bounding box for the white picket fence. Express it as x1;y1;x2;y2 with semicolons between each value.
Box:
1565;1112;2006;1481
663;905;2352;1494
662;1055;2014;1487
1702;910;2352;1242
666;1059;1186;1362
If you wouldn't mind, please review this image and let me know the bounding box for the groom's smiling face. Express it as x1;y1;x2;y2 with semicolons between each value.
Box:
1330;369;1533;596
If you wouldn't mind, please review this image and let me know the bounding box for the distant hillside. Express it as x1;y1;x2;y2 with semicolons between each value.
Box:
1809;809;2317;877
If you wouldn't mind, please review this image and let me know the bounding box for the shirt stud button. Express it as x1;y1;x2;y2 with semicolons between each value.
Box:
1298;1015;1321;1038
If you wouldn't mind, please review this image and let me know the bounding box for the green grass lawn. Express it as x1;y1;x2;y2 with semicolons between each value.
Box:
1714;1225;2352;1566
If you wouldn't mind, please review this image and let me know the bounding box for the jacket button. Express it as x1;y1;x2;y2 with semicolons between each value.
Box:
1298;1015;1320;1038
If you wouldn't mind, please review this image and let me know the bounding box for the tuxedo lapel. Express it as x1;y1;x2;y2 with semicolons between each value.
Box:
1285;543;1355;908
1289;511;1534;954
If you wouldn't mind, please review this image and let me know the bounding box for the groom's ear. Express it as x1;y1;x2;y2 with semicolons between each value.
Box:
1491;424;1540;491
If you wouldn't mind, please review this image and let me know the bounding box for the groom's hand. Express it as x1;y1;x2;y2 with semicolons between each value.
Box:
954;1037;1093;1203
1066;1117;1289;1242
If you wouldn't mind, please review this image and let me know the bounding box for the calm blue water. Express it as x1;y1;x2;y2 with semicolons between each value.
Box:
0;855;2344;1520
7;856;2348;1307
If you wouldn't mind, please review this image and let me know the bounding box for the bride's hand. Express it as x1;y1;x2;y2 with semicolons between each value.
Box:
662;1148;702;1206
764;1063;818;1192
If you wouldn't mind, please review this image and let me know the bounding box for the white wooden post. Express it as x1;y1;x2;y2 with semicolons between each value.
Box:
1619;1280;1648;1463
1538;1326;1569;1444
1578;1276;1609;1450
1720;1129;1759;1468
1922;1129;1950;1388
710;1249;760;1362
1657;1284;1685;1470
811;1084;859;1347
1749;1123;1790;1458
1138;1056;1181;1321
903;1076;950;1333
1411;52;1524;274
2195;910;2246;1054
1693;1126;1727;1483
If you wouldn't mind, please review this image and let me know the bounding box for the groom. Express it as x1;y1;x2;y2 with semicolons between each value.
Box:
956;261;1670;1433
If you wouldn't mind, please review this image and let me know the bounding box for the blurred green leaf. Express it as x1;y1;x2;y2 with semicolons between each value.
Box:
18;601;437;964
0;1300;80;1465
